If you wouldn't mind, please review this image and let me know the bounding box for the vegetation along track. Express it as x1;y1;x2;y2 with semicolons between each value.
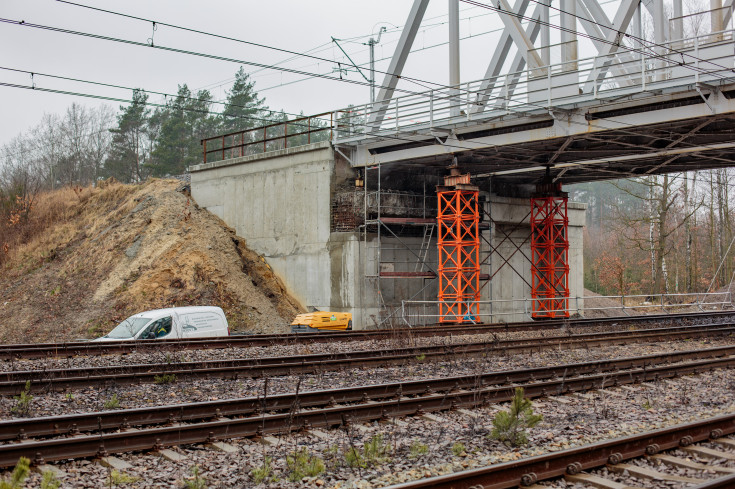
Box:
384;414;735;489
0;346;734;467
2;323;734;394
0;311;731;359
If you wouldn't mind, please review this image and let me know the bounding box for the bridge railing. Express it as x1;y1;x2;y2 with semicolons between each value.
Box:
335;26;735;144
200;25;735;163
201;111;353;164
400;291;734;326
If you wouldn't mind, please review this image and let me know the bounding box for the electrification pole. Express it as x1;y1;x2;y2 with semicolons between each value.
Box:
367;27;386;104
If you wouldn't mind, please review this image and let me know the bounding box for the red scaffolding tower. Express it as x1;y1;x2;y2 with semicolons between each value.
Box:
437;173;480;323
530;180;569;318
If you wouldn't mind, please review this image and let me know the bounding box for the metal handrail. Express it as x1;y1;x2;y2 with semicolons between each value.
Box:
401;291;734;326
199;27;735;162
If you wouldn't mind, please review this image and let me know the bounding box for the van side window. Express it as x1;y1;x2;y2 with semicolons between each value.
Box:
143;317;172;339
155;317;172;338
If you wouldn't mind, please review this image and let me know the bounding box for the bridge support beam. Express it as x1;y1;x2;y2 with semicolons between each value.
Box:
530;179;570;319
437;173;480;323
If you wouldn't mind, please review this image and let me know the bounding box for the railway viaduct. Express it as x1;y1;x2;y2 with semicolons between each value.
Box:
191;0;735;328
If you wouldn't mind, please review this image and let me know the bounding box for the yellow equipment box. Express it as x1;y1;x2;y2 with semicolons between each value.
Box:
291;312;352;332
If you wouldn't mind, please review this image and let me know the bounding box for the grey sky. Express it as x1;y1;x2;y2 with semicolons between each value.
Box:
1;0;523;147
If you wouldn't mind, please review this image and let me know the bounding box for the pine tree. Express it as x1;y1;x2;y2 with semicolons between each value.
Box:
150;85;216;176
104;89;150;183
221;66;267;133
491;387;543;447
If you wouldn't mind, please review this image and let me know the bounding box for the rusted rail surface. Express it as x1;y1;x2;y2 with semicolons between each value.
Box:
692;473;735;488
0;311;730;360
384;415;735;489
1;351;734;467
0;345;733;443
2;324;734;394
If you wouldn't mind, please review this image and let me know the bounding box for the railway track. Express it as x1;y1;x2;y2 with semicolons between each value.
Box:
2;323;734;394
0;346;733;467
385;415;735;489
0;311;730;359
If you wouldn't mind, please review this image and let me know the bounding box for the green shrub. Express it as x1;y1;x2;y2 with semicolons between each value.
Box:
108;470;139;486
40;470;60;489
286;448;325;481
491;387;543;447
451;442;466;456
104;393;120;410
10;382;33;417
250;456;277;485
408;440;429;459
182;466;207;489
0;457;30;489
153;374;177;384
346;434;391;468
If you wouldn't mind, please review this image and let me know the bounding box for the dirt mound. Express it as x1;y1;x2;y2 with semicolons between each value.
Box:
0;179;303;342
582;288;642;318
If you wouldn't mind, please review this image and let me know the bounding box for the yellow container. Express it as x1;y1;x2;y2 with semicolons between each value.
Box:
291;312;352;332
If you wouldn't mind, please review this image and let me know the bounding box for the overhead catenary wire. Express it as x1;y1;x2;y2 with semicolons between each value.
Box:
0;66;328;129
5;74;735;180
461;0;735;79
51;1;441;93
2;41;735;168
54;0;735;97
4;3;732;123
3;12;731;142
0;17;440;97
238;0;622;94
0;78;536;160
4;6;735;172
2;10;734;164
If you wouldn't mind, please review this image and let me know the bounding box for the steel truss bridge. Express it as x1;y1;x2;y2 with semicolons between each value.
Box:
330;0;735;192
200;0;735;324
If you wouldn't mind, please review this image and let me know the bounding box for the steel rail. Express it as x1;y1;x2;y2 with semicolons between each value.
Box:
0;311;730;359
5;321;734;380
383;414;735;489
2;324;734;395
1;354;734;467
0;345;733;443
691;473;735;488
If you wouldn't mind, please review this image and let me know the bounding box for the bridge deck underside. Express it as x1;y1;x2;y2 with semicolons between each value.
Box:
357;111;735;194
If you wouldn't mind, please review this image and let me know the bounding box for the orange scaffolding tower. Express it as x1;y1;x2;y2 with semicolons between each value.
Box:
530;181;569;318
437;174;480;323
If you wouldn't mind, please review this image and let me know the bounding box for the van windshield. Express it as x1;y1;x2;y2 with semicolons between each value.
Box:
105;317;152;339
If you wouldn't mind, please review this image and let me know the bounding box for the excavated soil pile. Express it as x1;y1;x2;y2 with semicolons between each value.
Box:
0;179;303;342
582;288;642;318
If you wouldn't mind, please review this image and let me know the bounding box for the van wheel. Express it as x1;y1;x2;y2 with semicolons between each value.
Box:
347;320;352;331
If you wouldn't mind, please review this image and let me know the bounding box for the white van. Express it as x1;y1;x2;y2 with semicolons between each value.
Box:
94;306;229;341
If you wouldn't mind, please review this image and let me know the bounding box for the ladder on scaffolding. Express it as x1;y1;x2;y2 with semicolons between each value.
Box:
414;223;435;272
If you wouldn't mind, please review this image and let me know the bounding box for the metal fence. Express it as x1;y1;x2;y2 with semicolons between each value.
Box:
401;291;734;327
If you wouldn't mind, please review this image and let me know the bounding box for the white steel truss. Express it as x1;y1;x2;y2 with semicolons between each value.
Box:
337;0;735;170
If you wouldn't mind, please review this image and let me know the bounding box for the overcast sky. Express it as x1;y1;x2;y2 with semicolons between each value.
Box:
0;0;613;148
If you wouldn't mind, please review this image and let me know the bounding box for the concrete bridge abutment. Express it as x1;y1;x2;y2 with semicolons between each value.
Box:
190;142;585;329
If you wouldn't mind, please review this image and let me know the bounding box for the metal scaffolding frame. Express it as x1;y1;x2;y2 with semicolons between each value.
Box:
360;164;439;328
530;190;570;318
437;180;481;323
